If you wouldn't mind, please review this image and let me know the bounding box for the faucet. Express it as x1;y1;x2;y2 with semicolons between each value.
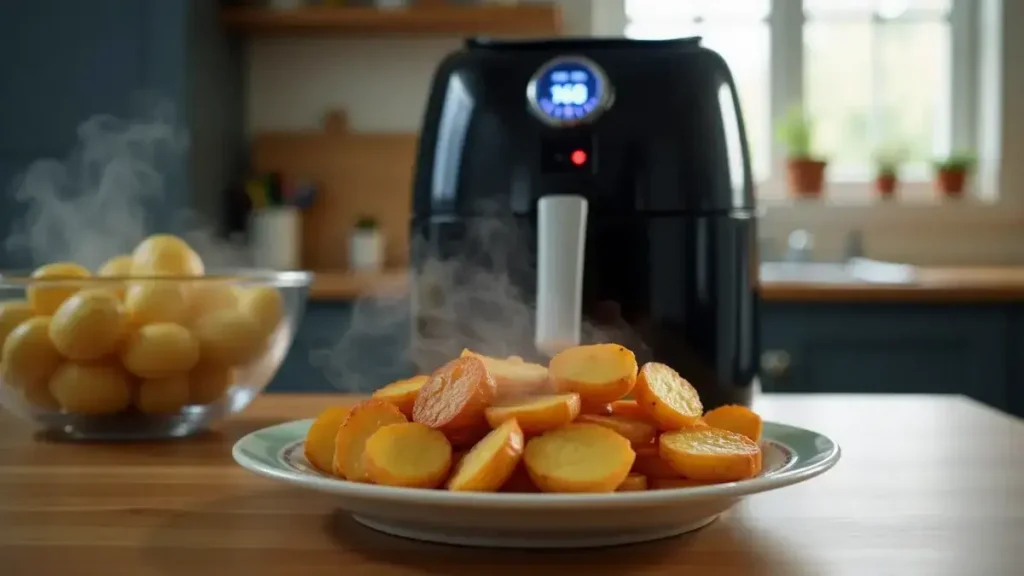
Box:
784;229;814;262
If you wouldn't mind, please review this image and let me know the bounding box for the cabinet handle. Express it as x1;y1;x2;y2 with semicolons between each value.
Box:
761;350;791;377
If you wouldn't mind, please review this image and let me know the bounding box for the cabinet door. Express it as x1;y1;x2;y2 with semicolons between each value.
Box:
760;303;1009;410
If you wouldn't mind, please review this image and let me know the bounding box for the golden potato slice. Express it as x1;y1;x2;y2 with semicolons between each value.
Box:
49;289;125;361
412;356;496;440
447;418;524;492
548;343;637;405
703;404;763;444
616;473;648;492
659;427;761;482
363;422;453;488
333;399;408;482
27;262;91;315
523;423;635;493
631;445;682;480
484;393;581;435
1;316;61;390
371;375;429;418
121;323;199;378
0;301;34;352
460;349;551;397
136;374;190;414
49;362;132;415
634;362;704;431
575;414;657;446
304;406;352;474
130;234;204;277
608;399;648;420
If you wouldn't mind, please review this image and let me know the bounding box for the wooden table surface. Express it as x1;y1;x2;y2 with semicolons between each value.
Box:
1;394;1022;575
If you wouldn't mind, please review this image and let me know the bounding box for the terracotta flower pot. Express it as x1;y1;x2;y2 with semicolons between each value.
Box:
787;158;827;199
936;169;968;198
875;174;897;199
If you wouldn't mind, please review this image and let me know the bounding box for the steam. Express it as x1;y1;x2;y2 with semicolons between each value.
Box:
311;201;648;394
4;97;249;271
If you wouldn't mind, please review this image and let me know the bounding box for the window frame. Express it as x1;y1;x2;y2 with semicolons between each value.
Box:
623;0;981;204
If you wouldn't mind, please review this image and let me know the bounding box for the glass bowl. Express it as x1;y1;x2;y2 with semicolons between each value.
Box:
0;269;313;441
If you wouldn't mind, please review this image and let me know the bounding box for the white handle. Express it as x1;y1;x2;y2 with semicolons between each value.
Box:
535;194;588;357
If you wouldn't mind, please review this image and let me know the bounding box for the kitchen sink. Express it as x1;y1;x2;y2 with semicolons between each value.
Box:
760;258;917;284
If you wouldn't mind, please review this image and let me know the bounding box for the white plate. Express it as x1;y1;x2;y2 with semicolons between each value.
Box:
233;419;840;548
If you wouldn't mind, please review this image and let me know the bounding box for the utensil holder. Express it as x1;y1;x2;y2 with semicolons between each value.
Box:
250;207;302;270
350;227;384;273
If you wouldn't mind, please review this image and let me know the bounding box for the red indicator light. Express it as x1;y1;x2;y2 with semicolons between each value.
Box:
570;149;588;166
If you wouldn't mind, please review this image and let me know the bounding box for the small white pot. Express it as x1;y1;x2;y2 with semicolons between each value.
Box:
250;207;302;271
350;227;384;273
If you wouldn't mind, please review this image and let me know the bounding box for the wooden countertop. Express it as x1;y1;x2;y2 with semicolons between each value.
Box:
1;393;1021;575
309;267;1024;303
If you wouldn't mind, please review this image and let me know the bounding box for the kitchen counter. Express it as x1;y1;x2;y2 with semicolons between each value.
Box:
1;393;1021;575
309;267;1024;303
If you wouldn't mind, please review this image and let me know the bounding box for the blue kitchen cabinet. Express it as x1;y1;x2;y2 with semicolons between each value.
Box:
0;0;242;269
760;302;1011;412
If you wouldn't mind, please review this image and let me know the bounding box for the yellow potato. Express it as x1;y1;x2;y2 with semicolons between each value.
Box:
659;427;761;482
0;300;34;351
1;316;61;390
447;418;524;492
120;323;199;378
304;406;353;474
124;281;187;326
631;445;683;480
130;234;204;277
27;262;91;315
48;289;125;360
191;309;265;366
136;374;190;414
20;381;59;410
483;393;581;436
185;281;240;325
49;362;132;415
635;362;704;431
363;422;453;489
96;254;133;300
333;399;408;481
575;414;657;446
548;343;638;405
237;286;284;336
523;423;635;493
616;473;648;492
371;375;429;418
460;349;551;398
703;404;764;444
188;361;235;405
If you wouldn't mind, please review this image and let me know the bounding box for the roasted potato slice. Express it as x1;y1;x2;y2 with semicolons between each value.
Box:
631;445;683;479
548;343;638;405
413;356;496;440
372;374;429;418
659;427;761;482
333;399;408;481
616;473;648;492
363;422;452;489
523;423;635;493
575;414;657;446
484;393;581;435
634;362;704;430
461;349;551;397
447;418;524;492
304;406;352;474
703;404;763;443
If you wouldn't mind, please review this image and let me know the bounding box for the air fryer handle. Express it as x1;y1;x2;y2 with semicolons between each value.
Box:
535;194;588;357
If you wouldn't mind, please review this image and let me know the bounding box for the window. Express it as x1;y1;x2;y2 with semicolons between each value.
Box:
624;0;977;200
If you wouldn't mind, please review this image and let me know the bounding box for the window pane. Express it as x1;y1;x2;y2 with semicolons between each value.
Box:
804;21;950;180
805;0;951;18
625;0;769;22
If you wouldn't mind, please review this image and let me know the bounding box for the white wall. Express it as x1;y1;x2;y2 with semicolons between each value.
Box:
246;0;1024;265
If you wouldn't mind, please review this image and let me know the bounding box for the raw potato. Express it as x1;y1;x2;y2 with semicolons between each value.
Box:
1;316;61;390
27;262;91;315
136;374;190;414
371;375;429;417
237;286;284;336
304;406;352;473
460;349;551;397
447;418;524;492
333;399;408;482
412;356;496;439
608;399;647;420
96;254;133;300
0;301;34;352
548;343;637;405
363;422;453;488
185;281;240;325
124;282;187;326
616;473;648;492
49;362;132;415
635;362;704;430
49;289;125;360
121;323;200;378
659;427;762;482
523;423;636;493
130;234;205;277
188;361;235;405
631;445;683;479
703;404;763;443
484;393;581;435
575;414;657;446
192;309;265;366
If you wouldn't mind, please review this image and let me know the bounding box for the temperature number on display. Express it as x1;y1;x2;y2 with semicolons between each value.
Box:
550;83;589;106
528;58;608;126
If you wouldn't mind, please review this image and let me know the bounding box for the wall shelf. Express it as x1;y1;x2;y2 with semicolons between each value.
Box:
222;4;562;37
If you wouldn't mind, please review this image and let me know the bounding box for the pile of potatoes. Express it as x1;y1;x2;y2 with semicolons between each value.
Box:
0;234;285;416
304;344;765;494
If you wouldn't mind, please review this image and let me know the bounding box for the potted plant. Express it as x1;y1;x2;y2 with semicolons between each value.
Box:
873;145;906;200
776;105;827;198
349;215;385;273
933;152;976;198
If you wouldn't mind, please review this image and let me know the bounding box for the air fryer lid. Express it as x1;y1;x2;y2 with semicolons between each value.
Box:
465;37;703;51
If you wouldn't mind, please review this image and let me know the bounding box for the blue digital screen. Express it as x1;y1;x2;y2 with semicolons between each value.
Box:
532;60;604;123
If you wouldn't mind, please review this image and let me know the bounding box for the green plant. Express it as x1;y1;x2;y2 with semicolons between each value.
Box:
354;215;379;230
874;144;907;178
775;105;818;160
934;151;977;173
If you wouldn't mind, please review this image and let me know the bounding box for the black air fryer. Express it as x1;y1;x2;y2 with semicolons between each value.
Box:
409;37;759;410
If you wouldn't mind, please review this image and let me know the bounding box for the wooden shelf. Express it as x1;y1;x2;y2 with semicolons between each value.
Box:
222;5;562;37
